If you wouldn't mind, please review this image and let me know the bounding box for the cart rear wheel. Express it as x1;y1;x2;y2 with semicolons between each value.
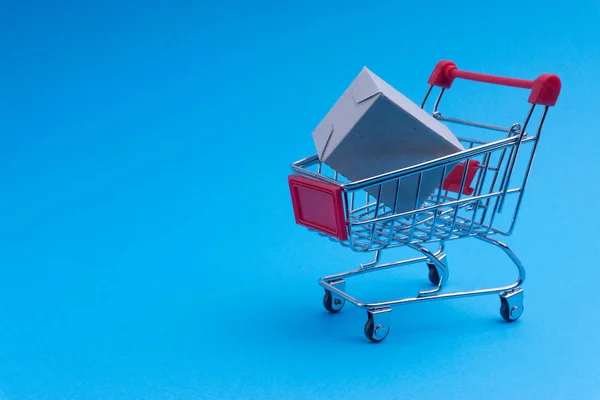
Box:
427;262;440;286
323;290;345;313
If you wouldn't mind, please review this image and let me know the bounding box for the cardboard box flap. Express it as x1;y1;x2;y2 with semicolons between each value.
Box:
365;68;464;150
312;122;335;159
352;67;383;103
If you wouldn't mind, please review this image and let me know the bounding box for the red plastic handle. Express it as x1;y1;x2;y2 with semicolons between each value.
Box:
428;60;561;106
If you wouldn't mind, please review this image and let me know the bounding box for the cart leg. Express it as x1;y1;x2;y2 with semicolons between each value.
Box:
360;250;381;269
409;244;449;297
323;279;346;313
476;235;526;286
364;308;392;343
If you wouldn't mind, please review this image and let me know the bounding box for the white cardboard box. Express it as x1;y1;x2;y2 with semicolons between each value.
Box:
312;67;464;214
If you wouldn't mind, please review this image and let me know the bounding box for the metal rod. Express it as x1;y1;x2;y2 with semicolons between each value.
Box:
473;153;491;197
420;85;434;109
467;200;481;235
289;136;538;185
436;114;513;133
478;125;520;225
433;89;445;113
319;235;525;309
322;255;429;282
507;106;549;234
428;165;447;241
408;173;424;242
351;188;521;227
367;185;384;249
498;105;536;212
360;250;381;269
321;244;445;282
447;158;471;238
343;136;520;191
386;179;402;247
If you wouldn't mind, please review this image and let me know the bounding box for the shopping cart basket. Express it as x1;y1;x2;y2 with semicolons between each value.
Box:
288;60;561;342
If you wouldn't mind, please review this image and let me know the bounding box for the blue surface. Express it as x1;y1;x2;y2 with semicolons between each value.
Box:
1;1;599;398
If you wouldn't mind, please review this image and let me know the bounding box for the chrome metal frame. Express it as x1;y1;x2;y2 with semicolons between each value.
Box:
291;84;550;342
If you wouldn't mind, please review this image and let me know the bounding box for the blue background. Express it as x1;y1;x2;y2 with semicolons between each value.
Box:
1;0;598;398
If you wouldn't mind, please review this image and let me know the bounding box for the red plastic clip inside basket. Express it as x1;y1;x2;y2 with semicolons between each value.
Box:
442;160;481;195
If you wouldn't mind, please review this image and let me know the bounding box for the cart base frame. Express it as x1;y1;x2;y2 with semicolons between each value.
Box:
319;234;525;342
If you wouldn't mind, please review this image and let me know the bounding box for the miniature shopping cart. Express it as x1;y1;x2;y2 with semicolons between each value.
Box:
288;60;561;342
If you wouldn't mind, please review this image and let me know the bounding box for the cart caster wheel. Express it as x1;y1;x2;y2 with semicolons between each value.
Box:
426;253;447;286
427;262;440;286
499;289;524;322
323;291;345;313
364;309;391;343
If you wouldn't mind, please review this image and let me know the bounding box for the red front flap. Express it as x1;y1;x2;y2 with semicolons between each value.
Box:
288;175;348;241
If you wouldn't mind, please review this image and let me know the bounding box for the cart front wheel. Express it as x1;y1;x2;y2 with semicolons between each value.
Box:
364;313;390;343
323;290;345;313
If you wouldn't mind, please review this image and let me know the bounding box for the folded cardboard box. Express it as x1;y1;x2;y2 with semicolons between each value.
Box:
312;67;464;213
